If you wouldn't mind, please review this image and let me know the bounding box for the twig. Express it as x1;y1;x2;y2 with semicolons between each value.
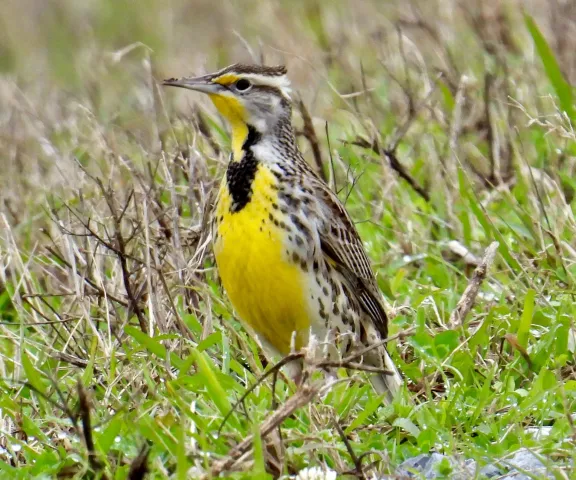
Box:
387;73;441;152
503;333;533;369
396;25;415;119
96;178;148;333
53;352;90;369
20;296;85;358
194;108;221;156
218;352;304;435
383;148;430;202
297;98;326;181
448;242;499;329
350;137;430;202
207;382;322;478
156;267;194;340
399;6;460;81
484;73;498;185
217;328;414;442
44;246;129;307
345;72;440;203
445;74;466;181
523;147;571;283
4;380;72;423
315;360;393;375
446;240;481;267
332;412;364;478
128;442;151;480
77;382;107;477
335;327;415;366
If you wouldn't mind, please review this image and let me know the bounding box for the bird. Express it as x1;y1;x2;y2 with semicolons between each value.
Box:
163;63;402;401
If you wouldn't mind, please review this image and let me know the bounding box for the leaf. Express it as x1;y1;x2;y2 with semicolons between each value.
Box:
439;80;455;112
177;352;197;379
460;169;520;271
393;417;420;438
504;333;532;369
525;14;574;122
21;351;46;396
534;366;556;391
564;380;576;392
251;424;268;479
345;392;386;434
433;330;459;359
125;326;183;370
97;416;122;453
471;366;497;423
518;289;535;347
176;422;187;480
390;268;406;297
197;331;222;353
554;316;570;356
190;349;238;428
22;414;49;442
139;416;178;453
417;428;434;450
81;336;98;385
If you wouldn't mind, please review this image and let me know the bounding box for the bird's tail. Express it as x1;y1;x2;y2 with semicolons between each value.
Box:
369;347;402;404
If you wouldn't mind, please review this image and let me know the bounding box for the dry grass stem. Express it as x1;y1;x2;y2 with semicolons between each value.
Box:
207;382;323;478
448;241;499;329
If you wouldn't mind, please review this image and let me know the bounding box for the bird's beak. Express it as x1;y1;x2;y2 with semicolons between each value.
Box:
162;74;223;94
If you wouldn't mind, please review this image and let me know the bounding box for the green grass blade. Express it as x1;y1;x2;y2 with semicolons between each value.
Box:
176;423;188;480
345;393;385;434
81;336;98;385
251;423;269;479
96;416;122;453
525;14;574;121
21;351;47;396
392;417;420;438
190;348;239;429
518;289;535;348
125;326;184;370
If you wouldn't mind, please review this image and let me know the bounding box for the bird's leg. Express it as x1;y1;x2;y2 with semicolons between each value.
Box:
285;357;304;386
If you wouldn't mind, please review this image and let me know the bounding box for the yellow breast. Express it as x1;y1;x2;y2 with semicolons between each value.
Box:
213;165;310;354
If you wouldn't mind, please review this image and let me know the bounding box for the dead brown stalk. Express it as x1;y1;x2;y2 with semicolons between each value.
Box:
297;98;326;181
207;382;322;478
447;241;499;329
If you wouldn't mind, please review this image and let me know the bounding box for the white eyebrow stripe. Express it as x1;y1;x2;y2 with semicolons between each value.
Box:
242;73;292;99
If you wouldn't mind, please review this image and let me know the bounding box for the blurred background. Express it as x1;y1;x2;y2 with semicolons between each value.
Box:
2;0;576;210
3;0;576;86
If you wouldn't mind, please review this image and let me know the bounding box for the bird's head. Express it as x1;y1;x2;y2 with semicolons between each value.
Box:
163;63;292;158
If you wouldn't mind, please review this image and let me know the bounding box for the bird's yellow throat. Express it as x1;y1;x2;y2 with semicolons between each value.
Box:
209;94;249;161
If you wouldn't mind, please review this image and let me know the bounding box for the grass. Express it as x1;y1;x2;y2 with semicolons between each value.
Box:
0;0;575;478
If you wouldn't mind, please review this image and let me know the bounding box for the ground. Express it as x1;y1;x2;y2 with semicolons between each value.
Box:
0;0;575;478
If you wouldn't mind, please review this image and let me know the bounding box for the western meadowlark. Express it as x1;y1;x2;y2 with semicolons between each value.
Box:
164;64;402;400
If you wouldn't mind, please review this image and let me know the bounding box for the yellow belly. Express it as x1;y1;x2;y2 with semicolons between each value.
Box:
213;166;310;354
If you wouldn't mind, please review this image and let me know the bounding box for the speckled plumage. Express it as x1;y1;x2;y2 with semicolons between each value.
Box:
165;63;402;401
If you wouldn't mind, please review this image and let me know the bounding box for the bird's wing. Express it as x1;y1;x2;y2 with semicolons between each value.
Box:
313;179;389;339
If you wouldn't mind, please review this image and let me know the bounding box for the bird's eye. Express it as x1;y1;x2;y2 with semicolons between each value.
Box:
234;79;252;91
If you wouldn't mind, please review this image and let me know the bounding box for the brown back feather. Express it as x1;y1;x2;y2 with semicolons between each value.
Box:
311;177;389;339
